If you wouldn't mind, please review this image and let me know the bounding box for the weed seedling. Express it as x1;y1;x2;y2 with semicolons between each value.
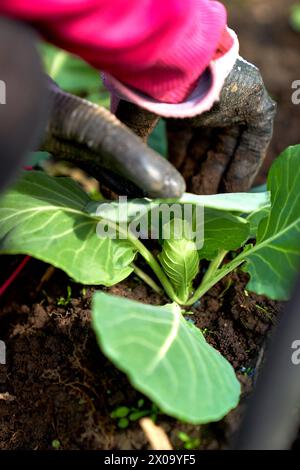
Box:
110;400;159;429
51;439;61;450
177;431;201;450
57;285;72;306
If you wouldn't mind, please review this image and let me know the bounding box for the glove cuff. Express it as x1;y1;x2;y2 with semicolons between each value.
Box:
103;28;239;119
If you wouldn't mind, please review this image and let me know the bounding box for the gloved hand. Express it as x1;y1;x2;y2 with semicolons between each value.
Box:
116;57;277;194
41;80;185;199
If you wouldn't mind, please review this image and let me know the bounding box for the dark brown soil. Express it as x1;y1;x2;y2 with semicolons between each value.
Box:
0;257;282;450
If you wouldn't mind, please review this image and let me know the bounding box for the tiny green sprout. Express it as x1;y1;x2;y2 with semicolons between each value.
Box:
255;303;269;314
118;418;129;429
81;287;87;297
255;303;273;322
177;431;200;450
181;309;194;316
51;439;61;450
110;406;130;419
128;410;149;421
149;403;160;423
110;401;159;428
57;285;72;306
202;328;216;337
110;406;130;429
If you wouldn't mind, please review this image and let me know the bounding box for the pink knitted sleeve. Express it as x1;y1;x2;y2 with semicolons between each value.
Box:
0;0;238;116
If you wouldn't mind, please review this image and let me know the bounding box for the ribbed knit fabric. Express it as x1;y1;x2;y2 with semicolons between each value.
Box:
1;0;232;105
107;0;231;103
105;28;239;118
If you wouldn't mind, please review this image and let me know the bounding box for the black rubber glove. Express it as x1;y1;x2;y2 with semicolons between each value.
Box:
42;81;185;198
116;57;277;194
0;18;49;194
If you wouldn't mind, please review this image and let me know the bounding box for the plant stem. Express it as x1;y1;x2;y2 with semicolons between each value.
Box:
201;250;228;285
128;235;181;303
102;219;180;303
131;263;163;295
186;255;245;306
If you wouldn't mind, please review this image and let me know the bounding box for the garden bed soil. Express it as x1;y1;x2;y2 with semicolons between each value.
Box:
0;257;281;450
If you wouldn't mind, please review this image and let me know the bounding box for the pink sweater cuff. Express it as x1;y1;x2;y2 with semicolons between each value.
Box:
104;28;239;119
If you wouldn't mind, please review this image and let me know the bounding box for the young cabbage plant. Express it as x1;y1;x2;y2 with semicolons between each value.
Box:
158;219;199;305
1;145;300;424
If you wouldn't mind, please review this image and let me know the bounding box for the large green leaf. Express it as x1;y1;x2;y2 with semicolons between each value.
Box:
0;171;136;285
199;209;250;260
87;197;251;264
158;220;199;303
87;191;270;223
86;198;156;223
244;146;300;299
41;43;100;93
40;42;110;107
247;207;270;238
179;192;270;214
92;292;240;423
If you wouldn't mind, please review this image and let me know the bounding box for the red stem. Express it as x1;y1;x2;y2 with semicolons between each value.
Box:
0;166;34;297
0;256;31;297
